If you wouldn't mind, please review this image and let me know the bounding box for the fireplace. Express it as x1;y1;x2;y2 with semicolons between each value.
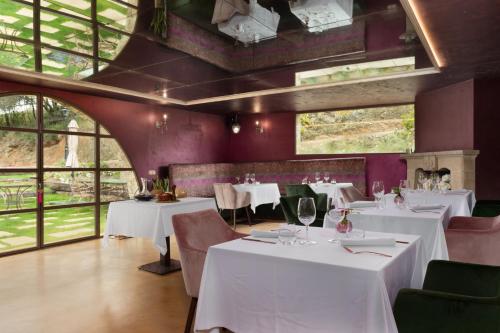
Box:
401;150;479;191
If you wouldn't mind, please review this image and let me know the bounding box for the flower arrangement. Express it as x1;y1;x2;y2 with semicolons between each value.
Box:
152;177;169;195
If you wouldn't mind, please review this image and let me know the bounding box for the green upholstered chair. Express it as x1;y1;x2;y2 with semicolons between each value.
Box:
393;260;500;333
280;184;328;228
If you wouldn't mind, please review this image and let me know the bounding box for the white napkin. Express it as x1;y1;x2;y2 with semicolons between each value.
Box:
348;201;377;208
340;238;396;246
410;204;443;211
444;189;469;195
250;230;278;238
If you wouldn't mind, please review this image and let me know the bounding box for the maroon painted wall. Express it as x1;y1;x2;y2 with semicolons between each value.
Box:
0;80;229;178
227;112;407;196
415;80;475;152
474;79;500;200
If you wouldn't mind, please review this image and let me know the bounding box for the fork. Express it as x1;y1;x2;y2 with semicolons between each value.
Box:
342;246;392;257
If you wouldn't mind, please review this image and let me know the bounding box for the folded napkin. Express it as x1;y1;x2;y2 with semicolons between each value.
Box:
348;201;377;208
410;204;443;211
250;230;279;238
340;238;396;247
444;189;469;195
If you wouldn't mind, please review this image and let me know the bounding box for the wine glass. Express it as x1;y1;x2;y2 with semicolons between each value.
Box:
372;181;385;209
244;173;250;184
417;173;426;191
315;172;321;183
250;173;256;184
298;197;317;245
235;176;240;184
399;179;409;203
324;172;330;183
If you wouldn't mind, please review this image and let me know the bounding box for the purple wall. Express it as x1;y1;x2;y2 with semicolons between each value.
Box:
0;80;229;178
474;79;500;200
415;80;475;152
227;112;407;195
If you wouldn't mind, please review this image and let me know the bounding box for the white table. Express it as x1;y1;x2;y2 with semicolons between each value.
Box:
309;182;353;207
233;183;281;213
385;190;476;217
103;197;217;274
325;206;451;268
195;227;425;333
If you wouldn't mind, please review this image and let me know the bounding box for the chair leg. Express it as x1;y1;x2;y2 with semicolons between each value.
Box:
185;297;198;333
245;206;252;226
232;209;236;229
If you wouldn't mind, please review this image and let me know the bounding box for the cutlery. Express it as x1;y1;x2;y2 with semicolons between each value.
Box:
410;209;441;214
342;246;392;257
396;240;409;244
242;237;276;244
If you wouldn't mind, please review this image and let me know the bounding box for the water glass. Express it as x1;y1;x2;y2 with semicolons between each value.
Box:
250;173;256;184
298;197;317;245
278;227;297;245
244;173;250;184
372;180;385;209
324;172;330;183
315;172;321;183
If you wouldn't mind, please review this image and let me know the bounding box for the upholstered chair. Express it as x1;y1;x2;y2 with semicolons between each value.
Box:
339;186;370;203
284;184;328;212
213;183;252;228
445;215;500;265
393;260;500;332
172;209;247;333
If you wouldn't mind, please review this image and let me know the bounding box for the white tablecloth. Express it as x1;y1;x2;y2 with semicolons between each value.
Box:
195;227;425;333
233;183;281;213
309;182;353;207
384;190;476;217
325;206;451;268
103;197;217;254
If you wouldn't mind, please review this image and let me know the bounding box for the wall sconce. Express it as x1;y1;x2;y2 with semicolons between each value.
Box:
255;120;264;134
155;113;168;134
231;114;241;134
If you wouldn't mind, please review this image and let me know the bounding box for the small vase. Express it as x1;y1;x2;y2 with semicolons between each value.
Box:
394;194;405;208
336;214;353;234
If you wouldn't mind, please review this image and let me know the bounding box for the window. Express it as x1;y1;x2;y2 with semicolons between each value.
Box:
296;104;415;154
0;0;137;78
0;93;138;255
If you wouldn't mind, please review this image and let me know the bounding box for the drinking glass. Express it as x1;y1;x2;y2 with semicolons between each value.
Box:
324;172;330;183
301;177;308;184
298;197;317;245
315;172;321;183
327;209;343;242
278;227;297;245
417;173;426;191
372;181;385;209
244;173;250;184
235;176;240;184
399;179;409;207
250;173;256;184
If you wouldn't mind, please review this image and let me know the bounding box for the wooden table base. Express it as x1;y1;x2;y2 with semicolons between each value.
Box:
138;236;182;275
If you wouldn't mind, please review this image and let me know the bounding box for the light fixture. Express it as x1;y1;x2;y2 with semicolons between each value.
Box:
231;114;241;134
155;113;168;134
255;120;264;134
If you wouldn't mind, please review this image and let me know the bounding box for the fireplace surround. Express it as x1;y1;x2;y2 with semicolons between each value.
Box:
401;150;479;191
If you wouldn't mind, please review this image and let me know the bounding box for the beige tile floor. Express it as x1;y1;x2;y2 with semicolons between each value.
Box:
0;221;279;333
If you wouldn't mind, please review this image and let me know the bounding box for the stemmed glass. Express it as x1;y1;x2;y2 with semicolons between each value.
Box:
324;172;330;183
235;176;240;184
298;197;317;245
399;179;409;204
315;172;321;183
250;173;256;184
372;181;385;209
417;173;426;191
244;173;250;184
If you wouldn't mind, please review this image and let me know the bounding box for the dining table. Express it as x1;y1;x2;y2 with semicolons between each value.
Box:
103;197;217;275
309;182;353;207
195;227;425;333
324;205;451;269
233;183;281;213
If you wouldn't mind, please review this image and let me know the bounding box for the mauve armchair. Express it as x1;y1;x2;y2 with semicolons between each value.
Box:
172;209;247;333
213;183;252;229
394;260;500;333
445;215;500;266
340;186;370;203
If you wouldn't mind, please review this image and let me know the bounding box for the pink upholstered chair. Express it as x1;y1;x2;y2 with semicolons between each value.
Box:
340;186;370;203
172;209;246;333
213;183;252;228
445;215;500;265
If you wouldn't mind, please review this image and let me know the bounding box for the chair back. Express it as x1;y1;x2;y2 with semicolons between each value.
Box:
340;186;366;203
172;209;245;297
285;184;315;197
213;183;239;209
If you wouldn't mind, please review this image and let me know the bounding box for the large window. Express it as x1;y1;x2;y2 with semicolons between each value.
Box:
0;0;137;78
0;93;137;255
296;104;415;154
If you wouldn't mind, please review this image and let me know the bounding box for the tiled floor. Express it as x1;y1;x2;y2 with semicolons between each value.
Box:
0;220;280;333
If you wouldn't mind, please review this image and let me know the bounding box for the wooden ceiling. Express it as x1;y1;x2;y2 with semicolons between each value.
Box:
1;0;499;114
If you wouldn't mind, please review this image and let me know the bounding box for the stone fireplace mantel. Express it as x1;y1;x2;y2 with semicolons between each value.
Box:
401;150;479;191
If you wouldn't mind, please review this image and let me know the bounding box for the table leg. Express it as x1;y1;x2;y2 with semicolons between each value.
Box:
138;236;182;275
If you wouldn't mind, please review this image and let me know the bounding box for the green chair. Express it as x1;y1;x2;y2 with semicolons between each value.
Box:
393;260;500;333
284;184;328;213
